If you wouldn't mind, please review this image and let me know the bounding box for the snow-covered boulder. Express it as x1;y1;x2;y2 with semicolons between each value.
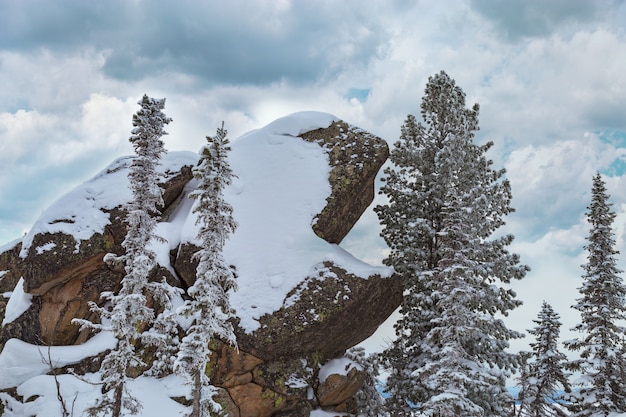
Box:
0;155;195;347
173;113;399;360
233;261;401;361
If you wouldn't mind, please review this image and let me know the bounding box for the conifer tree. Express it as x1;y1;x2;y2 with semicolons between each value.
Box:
516;352;532;416
75;95;172;417
130;96;181;377
517;301;570;417
376;71;528;417
346;347;389;417
564;172;626;417
174;122;238;417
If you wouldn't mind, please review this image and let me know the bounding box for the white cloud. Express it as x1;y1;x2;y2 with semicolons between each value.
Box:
0;110;58;161
0;93;137;240
80;94;136;147
507;224;587;356
503;133;626;239
478;30;626;148
0;50;113;114
1;0;626;358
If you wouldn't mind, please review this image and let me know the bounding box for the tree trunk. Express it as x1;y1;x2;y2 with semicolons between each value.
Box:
113;383;123;417
191;370;201;417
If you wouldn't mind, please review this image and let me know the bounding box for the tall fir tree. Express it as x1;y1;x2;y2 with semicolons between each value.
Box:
376;71;528;417
564;172;626;417
174;122;238;417
517;301;570;417
74;95;172;417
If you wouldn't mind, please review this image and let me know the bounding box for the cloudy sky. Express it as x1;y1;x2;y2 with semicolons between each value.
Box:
2;0;626;354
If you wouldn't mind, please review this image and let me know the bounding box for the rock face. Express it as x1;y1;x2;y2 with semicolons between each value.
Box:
302;120;389;244
318;367;366;408
0;113;400;416
0;163;193;348
0;242;23;336
233;262;401;361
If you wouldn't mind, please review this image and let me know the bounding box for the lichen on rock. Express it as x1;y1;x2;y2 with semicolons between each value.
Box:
234;262;401;362
301;120;389;244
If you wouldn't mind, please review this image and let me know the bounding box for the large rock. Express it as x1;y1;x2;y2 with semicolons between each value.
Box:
173;116;400;362
0;241;23;334
318;367;366;408
0;159;194;346
220;352;312;416
227;383;301;417
233;262;401;361
19;163;192;297
210;345;370;416
210;341;264;389
0;240;43;351
301;120;389;244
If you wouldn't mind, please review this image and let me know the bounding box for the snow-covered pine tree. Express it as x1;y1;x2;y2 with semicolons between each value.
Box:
516;352;532;417
74;95;172;417
517;301;570;417
174;122;238;417
376;70;528;417
564;172;626;417
131;98;181;377
346;347;389;417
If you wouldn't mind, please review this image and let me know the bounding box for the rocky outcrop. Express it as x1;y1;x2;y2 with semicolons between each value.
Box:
0;114;399;416
65;339;367;416
234;263;401;361
0;167;194;347
174;118;400;363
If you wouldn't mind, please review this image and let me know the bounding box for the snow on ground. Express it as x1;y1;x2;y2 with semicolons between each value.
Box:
0;329;191;416
0;331;116;390
1;373;190;417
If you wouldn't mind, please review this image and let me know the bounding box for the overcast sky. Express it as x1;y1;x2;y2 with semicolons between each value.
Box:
2;0;626;354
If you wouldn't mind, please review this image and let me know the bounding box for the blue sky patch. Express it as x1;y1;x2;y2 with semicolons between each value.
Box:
597;129;626;147
346;88;371;103
597;130;626;176
603;158;626;177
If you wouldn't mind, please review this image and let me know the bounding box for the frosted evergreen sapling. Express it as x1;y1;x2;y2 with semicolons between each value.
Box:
74;95;172;417
516;301;570;417
175;122;238;417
